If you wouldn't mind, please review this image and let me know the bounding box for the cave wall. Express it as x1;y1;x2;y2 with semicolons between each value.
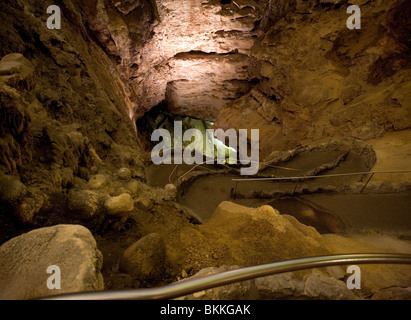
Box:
214;0;411;159
130;0;269;120
0;0;157;225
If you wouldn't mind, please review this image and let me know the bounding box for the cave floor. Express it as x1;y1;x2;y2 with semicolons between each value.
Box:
96;141;411;295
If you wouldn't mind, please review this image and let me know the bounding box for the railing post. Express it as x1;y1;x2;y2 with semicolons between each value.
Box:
360;144;368;156
292;182;298;198
233;181;239;199
326;138;332;148
360;173;375;193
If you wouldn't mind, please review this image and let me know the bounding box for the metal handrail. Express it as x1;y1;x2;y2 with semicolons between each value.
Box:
167;136;372;185
44;253;411;300
231;170;411;195
231;170;411;182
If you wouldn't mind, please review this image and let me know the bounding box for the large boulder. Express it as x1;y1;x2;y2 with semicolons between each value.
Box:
0;53;35;90
254;272;305;299
173;202;411;300
87;174;113;194
66;190;104;221
202;202;329;262
135;197;153;211
0;225;104;300
104;193;134;216
302;272;357;300
0;175;27;206
120;233;166;282
117;167;132;181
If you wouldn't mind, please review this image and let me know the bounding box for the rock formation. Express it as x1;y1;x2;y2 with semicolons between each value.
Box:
0;0;154;228
214;0;411;158
0;224;104;300
0;0;410;301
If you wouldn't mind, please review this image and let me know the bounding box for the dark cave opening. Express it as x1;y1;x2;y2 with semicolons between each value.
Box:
136;101;216;155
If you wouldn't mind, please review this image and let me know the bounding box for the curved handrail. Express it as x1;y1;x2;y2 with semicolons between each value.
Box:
232;170;411;182
44;253;411;300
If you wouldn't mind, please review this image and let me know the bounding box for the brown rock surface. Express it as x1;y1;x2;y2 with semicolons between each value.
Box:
0;225;104;300
215;0;411;159
0;0;151;225
0;0;409;301
104;193;134;216
120;233;166;282
175;202;411;300
132;0;265;119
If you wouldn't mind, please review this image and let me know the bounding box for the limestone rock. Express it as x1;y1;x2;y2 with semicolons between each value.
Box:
203;202;328;263
0;225;104;300
132;0;264;119
165;53;255;119
255;273;305;299
135;198;153;211
14;188;48;224
117;167;132;181
215;1;411;158
322;233;411;295
0;175;27;205
113;0;144;15
0;86;30;175
70;177;88;190
125;179;140;196
0;0;147;210
372;287;411;300
112;184;129;197
164;183;177;199
86;0;156;72
261;0;297;29
87;174;113;194
66;190;103;221
104;193;134;216
178;266;257;300
0;53;35;90
303;272;358;300
120;233;165;282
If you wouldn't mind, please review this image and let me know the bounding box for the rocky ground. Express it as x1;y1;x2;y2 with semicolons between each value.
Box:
0;0;410;300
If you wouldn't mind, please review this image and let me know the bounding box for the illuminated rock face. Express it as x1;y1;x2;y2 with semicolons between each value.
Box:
215;0;411;159
131;0;264;119
164;52;256;120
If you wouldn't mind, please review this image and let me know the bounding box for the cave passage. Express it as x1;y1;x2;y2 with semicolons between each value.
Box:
137;101;239;163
